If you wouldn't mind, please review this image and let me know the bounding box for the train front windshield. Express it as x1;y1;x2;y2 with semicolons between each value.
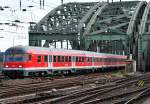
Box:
5;48;26;62
0;54;3;62
5;54;26;62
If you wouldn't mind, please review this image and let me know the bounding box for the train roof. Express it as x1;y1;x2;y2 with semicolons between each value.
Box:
5;45;126;57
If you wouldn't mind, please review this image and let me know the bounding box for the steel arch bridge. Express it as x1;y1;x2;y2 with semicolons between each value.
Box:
29;1;150;71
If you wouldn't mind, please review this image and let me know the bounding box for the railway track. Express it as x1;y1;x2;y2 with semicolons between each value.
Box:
124;88;150;104
0;73;119;99
50;75;150;104
29;73;150;104
0;73;124;103
1;73;150;104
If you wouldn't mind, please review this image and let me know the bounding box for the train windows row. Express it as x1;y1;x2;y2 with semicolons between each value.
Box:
27;55;125;63
76;57;92;62
27;55;48;63
53;56;71;62
94;58;125;62
53;56;94;62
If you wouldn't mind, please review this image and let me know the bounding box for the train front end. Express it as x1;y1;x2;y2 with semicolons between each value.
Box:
0;52;4;73
3;46;27;78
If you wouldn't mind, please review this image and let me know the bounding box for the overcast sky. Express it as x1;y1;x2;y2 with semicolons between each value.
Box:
0;0;149;51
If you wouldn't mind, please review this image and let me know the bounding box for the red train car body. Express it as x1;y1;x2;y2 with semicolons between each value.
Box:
3;46;127;77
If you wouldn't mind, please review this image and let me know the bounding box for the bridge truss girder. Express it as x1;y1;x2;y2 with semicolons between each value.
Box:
138;2;150;71
82;1;138;55
29;1;150;71
29;2;97;49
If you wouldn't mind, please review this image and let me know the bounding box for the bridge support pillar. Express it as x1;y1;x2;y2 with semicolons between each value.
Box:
125;60;136;73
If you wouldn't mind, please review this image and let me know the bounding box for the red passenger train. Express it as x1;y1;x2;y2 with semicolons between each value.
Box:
3;46;127;77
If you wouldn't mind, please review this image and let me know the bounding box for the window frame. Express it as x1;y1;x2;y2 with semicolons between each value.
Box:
65;56;68;62
37;55;41;63
44;55;48;62
53;56;56;62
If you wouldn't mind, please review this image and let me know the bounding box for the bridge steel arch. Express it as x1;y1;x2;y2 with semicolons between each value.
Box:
82;1;140;54
138;2;150;71
29;1;150;71
29;2;97;49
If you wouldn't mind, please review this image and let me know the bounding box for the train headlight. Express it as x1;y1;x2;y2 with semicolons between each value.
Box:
5;65;8;68
18;65;22;68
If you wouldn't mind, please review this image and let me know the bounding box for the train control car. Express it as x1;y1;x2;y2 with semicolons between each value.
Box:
0;52;4;72
3;45;127;77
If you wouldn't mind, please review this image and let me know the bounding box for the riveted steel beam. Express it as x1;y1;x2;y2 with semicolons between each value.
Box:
83;3;108;35
29;33;77;40
86;34;126;41
29;2;97;48
78;2;103;31
89;22;128;35
127;1;147;35
126;1;146;68
138;2;150;71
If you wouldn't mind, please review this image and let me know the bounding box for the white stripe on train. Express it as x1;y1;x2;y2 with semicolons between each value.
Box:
3;64;126;71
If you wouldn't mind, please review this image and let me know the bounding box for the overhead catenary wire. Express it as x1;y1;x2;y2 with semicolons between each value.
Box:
0;0;59;38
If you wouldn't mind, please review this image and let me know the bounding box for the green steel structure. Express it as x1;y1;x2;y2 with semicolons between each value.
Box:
29;1;150;71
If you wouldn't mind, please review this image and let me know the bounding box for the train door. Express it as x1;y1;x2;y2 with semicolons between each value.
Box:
48;55;52;73
72;56;76;72
92;57;94;67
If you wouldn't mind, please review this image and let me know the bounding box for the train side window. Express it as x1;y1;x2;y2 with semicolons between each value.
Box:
110;58;112;62
109;58;111;62
76;57;78;62
82;57;84;62
103;58;105;62
69;56;71;62
44;55;48;62
79;57;81;62
28;54;32;61
99;58;101;62
65;56;68;62
58;56;61;62
112;58;114;62
37;56;41;63
62;56;64;62
107;58;109;62
53;56;56;62
96;58;98;62
104;58;107;62
106;58;108;62
102;58;104;62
